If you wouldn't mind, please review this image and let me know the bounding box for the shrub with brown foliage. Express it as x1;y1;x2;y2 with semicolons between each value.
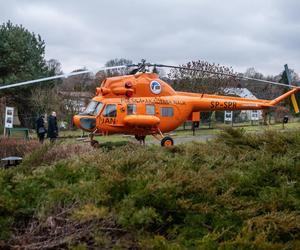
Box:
22;142;95;168
0;138;40;158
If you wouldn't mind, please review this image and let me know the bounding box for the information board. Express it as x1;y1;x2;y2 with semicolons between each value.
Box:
5;107;14;128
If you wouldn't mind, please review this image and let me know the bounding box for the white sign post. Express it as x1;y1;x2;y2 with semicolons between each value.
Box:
4;107;14;136
251;110;259;121
224;111;233;122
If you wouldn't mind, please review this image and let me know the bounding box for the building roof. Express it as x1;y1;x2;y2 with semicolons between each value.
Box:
224;88;258;99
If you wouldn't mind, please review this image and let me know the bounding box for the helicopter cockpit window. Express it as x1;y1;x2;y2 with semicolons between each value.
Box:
146;105;155;115
103;104;117;117
127;104;137;115
82;101;103;116
161;107;174;117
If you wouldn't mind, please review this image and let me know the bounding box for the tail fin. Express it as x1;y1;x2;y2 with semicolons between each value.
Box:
291;93;299;113
284;64;299;113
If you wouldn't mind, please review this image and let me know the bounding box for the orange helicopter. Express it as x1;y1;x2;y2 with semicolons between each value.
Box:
1;61;299;146
72;61;300;146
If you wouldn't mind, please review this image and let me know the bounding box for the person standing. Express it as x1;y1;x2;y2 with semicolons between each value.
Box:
47;111;58;143
36;115;46;144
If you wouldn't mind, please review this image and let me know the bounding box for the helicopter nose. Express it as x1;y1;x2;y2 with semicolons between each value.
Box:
73;115;81;129
73;115;96;130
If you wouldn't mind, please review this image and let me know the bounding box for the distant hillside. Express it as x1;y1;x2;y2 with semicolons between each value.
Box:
1;129;300;249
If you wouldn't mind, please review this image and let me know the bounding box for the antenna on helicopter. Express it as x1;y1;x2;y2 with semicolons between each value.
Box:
128;59;149;74
152;65;159;74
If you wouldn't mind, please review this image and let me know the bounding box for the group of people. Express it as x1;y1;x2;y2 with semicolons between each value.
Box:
36;111;58;143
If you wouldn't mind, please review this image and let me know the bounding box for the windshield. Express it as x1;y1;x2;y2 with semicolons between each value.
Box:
81;101;103;116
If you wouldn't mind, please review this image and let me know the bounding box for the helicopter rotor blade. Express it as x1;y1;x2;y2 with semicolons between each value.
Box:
2;58;298;91
0;70;91;90
0;65;128;90
238;75;298;88
154;63;299;89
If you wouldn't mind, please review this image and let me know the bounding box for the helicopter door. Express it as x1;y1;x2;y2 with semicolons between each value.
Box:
117;103;126;124
100;103;118;125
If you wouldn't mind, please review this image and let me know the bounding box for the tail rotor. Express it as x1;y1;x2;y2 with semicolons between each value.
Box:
284;64;299;113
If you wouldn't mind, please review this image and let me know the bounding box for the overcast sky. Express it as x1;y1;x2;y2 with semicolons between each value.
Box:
1;0;300;76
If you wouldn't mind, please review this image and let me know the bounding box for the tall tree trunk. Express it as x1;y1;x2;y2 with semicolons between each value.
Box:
0;97;6;129
17;103;36;128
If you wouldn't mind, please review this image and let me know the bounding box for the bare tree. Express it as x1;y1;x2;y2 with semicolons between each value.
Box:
47;59;63;76
60;68;95;92
30;86;63;117
242;67;300;100
241;68;278;100
104;58;133;76
167;60;238;94
244;67;264;79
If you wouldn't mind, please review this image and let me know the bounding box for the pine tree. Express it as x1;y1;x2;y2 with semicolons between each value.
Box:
0;21;60;127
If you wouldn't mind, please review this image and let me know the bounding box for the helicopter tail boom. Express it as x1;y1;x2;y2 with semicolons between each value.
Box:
268;87;300;109
189;87;300;112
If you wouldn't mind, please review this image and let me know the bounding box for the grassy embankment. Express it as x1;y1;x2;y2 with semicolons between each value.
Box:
0;128;300;249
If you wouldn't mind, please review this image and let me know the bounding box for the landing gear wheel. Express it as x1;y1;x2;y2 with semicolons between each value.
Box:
91;140;99;148
161;136;174;147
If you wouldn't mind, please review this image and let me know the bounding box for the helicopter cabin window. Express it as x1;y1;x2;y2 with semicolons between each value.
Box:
103;104;117;117
127;104;137;115
146;105;155;115
82;101;103;116
94;102;104;115
161;107;174;117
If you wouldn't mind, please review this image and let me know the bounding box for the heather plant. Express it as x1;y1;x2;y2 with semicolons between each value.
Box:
0;129;300;249
0;138;40;158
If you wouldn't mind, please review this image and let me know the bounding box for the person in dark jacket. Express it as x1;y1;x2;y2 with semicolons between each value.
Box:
47;111;58;143
36;115;46;144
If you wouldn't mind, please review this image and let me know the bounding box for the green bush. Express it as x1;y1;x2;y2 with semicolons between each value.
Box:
1;130;300;249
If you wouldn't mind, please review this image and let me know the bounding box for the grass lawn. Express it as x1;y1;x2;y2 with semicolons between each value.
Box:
5;121;300;146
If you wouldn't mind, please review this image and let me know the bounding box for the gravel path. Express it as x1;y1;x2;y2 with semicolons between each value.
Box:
147;134;216;145
173;134;216;144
